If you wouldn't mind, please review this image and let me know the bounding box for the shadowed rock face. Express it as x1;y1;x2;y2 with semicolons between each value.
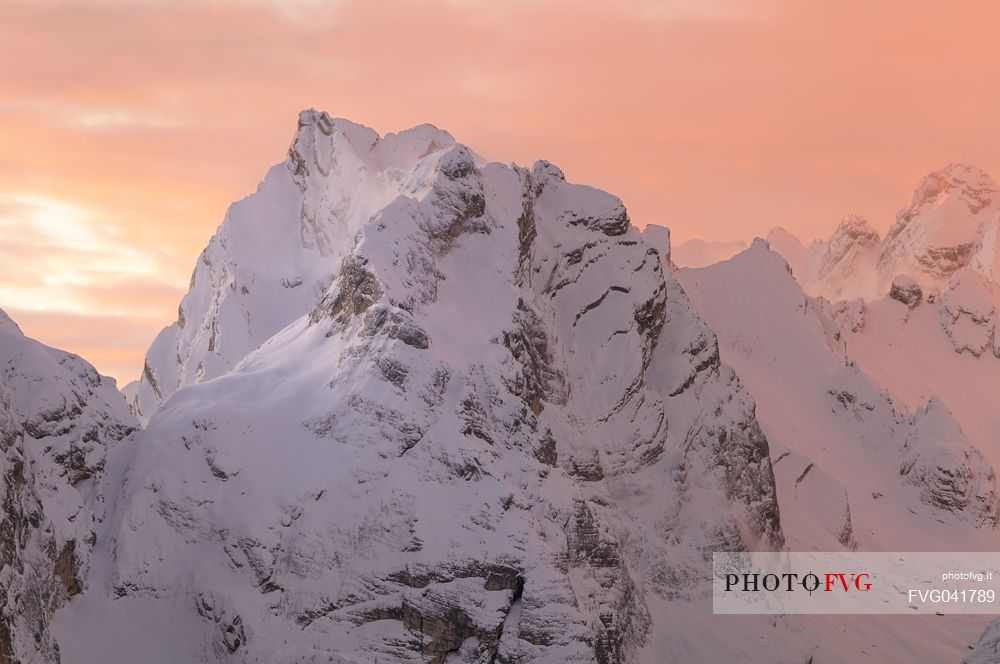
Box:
0;311;137;663
60;110;782;663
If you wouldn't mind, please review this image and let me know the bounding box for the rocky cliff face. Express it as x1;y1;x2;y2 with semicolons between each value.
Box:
50;111;781;663
0;310;137;663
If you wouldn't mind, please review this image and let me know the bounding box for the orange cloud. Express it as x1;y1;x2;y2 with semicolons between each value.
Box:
2;0;999;381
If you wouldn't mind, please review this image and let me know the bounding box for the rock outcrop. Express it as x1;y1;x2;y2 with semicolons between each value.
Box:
888;275;923;308
0;310;137;663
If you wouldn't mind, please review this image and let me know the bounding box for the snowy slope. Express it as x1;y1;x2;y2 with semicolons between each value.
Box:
51;113;781;664
678;242;1000;662
0;309;137;662
840;267;1000;474
679;241;1000;551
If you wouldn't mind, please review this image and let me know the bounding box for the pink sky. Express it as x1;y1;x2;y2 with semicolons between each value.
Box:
2;0;999;382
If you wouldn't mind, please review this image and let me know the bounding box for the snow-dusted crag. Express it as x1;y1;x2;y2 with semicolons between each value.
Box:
0;310;136;662
53;111;781;663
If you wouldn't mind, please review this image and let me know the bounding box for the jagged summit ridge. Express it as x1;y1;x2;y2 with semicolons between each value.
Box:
821;213;880;271
762;162;1000;303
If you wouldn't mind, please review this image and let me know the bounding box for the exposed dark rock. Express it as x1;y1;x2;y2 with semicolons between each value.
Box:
54;540;81;597
361;305;429;349
310;256;384;325
534;429;558;467
889;275;923;307
563;500;650;664
502;299;565;415
569;451;605;482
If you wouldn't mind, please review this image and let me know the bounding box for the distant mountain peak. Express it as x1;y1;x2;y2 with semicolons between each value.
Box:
877;163;1000;293
832;213;879;242
905;162;998;215
758;164;1000;303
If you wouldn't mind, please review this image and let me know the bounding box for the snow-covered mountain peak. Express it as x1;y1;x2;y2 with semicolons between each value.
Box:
530;158;566;187
762;227;816;282
741;237;798;278
813;214;883;300
134;110;470;420
0;307;21;333
291;108;457;177
903;162;998;216
764;226;802;249
819;214;880;277
878;162;1000;293
72;109;789;663
5;108;997;661
757;164;1000;303
830;213;879;244
679;242;1000;547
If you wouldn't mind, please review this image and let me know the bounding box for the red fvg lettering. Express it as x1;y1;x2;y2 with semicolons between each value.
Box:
824;573;871;592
